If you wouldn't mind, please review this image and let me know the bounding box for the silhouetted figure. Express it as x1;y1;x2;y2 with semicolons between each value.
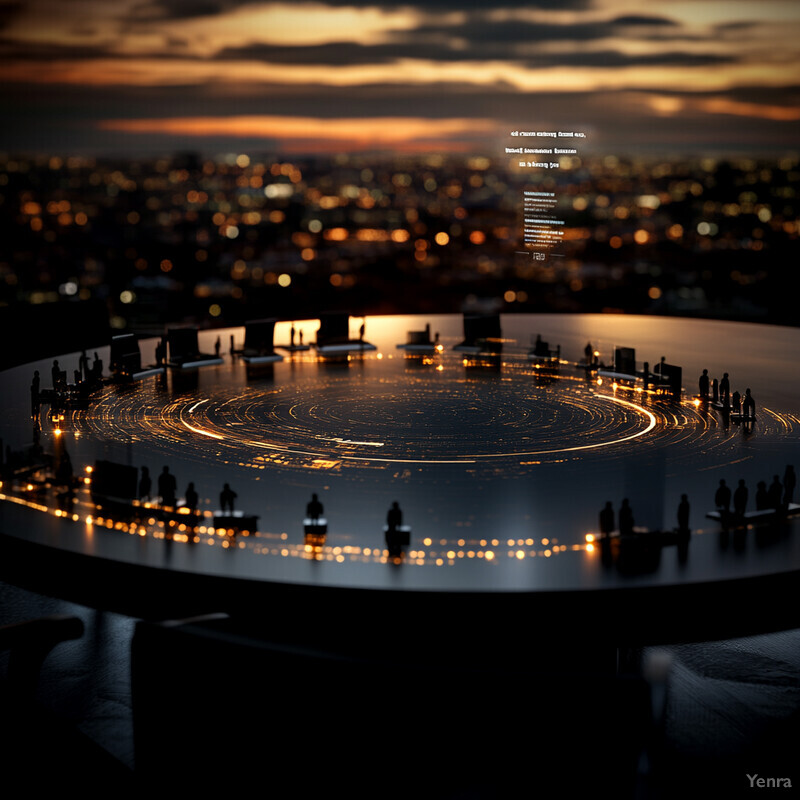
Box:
733;479;748;516
155;338;167;367
767;476;783;510
731;391;741;415
755;481;768;511
51;359;61;390
386;501;406;558
699;369;709;399
585;342;593;366
434;332;440;345
642;361;649;391
306;493;323;521
184;482;198;512
387;501;402;531
742;388;755;419
79;350;89;381
139;466;151;501
158;466;177;508
92;352;103;381
229;334;235;356
710;378;718;403
619;499;634;536
719;372;730;407
715;479;731;512
533;334;547;357
677;494;690;532
220;483;237;514
599;501;614;537
73;368;81;385
214;336;221;358
783;465;796;505
359;321;365;342
30;370;40;417
290;324;296;347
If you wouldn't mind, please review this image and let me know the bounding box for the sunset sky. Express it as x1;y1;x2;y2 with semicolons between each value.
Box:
1;0;799;156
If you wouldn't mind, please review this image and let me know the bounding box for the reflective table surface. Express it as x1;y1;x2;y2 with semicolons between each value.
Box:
2;314;799;639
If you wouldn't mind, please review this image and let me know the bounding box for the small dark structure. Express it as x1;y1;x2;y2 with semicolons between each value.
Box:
166;327;224;369
453;313;502;355
315;313;376;355
110;334;164;381
397;323;438;355
241;319;283;364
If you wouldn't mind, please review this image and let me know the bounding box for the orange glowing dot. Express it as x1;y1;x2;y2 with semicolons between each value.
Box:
585;533;595;543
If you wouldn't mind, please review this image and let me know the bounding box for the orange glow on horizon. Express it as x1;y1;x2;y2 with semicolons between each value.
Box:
96;115;500;153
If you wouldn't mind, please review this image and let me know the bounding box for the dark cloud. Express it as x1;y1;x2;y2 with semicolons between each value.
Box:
410;15;684;46
214;39;735;70
127;0;253;22
612;15;677;27
0;1;23;30
126;0;591;23
0;36;116;61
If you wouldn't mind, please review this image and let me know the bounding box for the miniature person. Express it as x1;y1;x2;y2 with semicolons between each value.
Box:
767;476;783;510
214;336;221;358
306;492;323;521
139;466;151;501
299;330;304;346
733;479;748;516
719;372;730;407
742;388;755;419
185;482;198;512
642;361;650;391
155;338;166;367
359;320;365;342
51;359;61;390
387;501;402;531
585;342;593;366
783;465;796;506
78;350;88;380
229;334;235;357
731;391;741;415
92;352;103;381
711;378;719;404
158;466;177;508
290;324;296;347
714;479;731;512
699;369;709;400
618;499;634;536
220;483;237;514
677;494;690;532
30;370;40;417
599;501;614;537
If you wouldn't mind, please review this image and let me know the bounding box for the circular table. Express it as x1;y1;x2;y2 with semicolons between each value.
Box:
2;313;799;646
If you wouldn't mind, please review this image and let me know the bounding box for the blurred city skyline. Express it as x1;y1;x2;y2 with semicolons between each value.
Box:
1;0;799;157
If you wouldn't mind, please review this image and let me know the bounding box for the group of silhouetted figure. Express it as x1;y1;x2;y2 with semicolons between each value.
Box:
30;351;105;417
715;465;796;517
600;494;692;537
699;369;755;418
599;498;638;537
138;465;238;514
